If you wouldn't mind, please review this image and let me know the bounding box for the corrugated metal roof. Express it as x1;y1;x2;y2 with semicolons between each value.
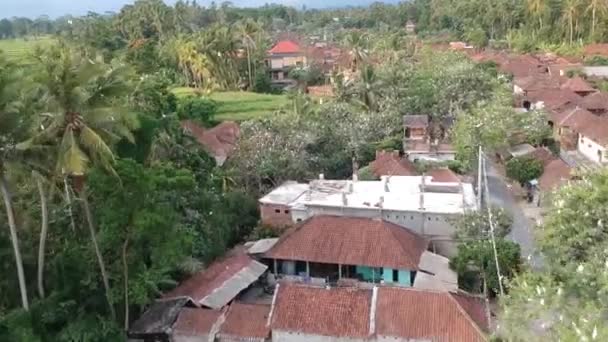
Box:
247;238;279;255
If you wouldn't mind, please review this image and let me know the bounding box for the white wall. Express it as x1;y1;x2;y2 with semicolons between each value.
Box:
405;152;455;162
273;331;368;342
578;134;608;164
513;84;524;95
270;58;284;69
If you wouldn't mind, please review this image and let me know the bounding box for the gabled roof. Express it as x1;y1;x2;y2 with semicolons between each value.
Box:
266;216;428;270
269;40;301;54
539;159;572;191
369;150;418;177
527;89;581;110
129;297;193;338
403;114;429;128
514;75;561;92
561;108;608;145
581;91;608;111
219;303;271;340
270;284;373;338
376;287;487;342
181;120;240;166
530;147;555;167
560;76;595;93
163;249;267;309
427;168;460;183
172;308;222;337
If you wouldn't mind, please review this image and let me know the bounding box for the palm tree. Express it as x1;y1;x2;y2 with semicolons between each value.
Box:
526;0;546;31
353;64;383;112
562;0;580;44
343;31;369;72
0;54;30;310
32;44;138;319
237;19;260;90
587;0;608;41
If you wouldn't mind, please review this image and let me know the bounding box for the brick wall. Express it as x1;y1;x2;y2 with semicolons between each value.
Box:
260;203;294;228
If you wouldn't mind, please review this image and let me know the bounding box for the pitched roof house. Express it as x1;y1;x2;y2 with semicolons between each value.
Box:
163;249;267;309
269;284;489;342
172;308;223;342
581;91;608;114
560;76;596;97
369;150;417;177
129;297;195;341
217;303;271;342
539;159;572;192
181;120;240;166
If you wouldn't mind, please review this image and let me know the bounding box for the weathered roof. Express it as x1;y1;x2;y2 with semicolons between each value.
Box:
561;108;608;144
581;91;608;111
414;251;458;291
129;297;193;338
369;150;418;177
269;40;300;54
172;308;222;337
501;55;544;77
307;85;334;97
507;143;536;158
270;283;373;338
246;238;279;255
375;287;487;342
539;159;572;191
163;249;267;309
265;215;428;270
427;168;460;183
403;114;429;127
219;303;271;340
259;181;309;205
514;75;561;92
527;89;581;110
560;76;595;93
530;147;555;167
181;120;240;166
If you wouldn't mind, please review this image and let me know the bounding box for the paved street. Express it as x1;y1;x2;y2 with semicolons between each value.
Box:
484;158;544;269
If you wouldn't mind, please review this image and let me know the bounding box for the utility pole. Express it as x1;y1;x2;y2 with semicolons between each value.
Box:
477;145;483;209
482;155;505;296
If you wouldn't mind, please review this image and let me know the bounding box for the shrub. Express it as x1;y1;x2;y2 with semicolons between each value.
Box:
176;96;217;124
253;68;272;94
585;55;608;66
505;156;543;184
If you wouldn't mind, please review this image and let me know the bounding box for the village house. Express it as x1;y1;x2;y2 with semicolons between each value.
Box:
263;215;457;290
403;115;428;141
368;150;417;178
581;91;608;115
266;40;307;87
560;76;596;97
402;115;456;161
181;120;240;166
269;283;489;342
522;88;581;112
551;107;608;165
259;175;477;256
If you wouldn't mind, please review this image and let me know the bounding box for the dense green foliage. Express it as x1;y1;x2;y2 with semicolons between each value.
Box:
506;156;545;184
176;96;218;124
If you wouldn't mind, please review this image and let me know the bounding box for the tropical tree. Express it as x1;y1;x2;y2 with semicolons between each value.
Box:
527;0;546;31
562;0;580;44
237;19;260;89
343;30;369;71
31;44;138;319
587;0;608;41
0;54;30;311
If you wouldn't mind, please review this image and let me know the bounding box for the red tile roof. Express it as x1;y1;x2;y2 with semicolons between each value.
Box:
530;147;555;167
561;108;608;144
428;168;460;183
163;249;253;305
266;216;428;270
584;43;608;56
527;89;581;110
370;150;418;177
269;40;301;54
376;287;487;342
173;308;221;336
514;75;561;92
307;85;334;97
560;76;595;93
181;120;240;164
270;284;372;338
539;159;572;191
219;303;270;339
581;91;608;111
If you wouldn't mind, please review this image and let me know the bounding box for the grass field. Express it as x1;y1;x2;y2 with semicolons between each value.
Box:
0;36;54;64
172;88;289;121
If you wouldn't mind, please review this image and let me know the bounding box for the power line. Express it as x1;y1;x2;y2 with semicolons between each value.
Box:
480;148;505;296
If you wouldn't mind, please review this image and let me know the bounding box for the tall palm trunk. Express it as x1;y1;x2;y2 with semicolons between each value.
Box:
81;188;115;319
246;44;253;89
64;177;76;232
122;237;129;330
1;173;29;310
36;175;48;298
569;17;574;44
592;7;597;41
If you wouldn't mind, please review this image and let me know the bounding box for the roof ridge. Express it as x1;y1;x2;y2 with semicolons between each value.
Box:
384;221;428;270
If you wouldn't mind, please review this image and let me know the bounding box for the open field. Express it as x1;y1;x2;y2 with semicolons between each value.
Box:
0;36;54;64
172;88;289;121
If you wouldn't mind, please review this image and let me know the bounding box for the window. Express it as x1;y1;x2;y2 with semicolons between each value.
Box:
296;218;302;222
427;216;431;221
435;217;439;221
393;269;399;282
589;144;592;148
410;216;414;220
275;209;281;213
284;210;290;214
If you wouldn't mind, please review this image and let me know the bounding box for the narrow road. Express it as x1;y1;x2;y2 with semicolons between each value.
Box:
484;158;544;269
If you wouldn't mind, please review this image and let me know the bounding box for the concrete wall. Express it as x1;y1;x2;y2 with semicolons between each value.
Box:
273;330;368;342
260;203;294;228
405;152;455;162
578;134;608;164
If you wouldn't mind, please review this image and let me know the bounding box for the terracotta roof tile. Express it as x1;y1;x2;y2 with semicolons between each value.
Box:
266;216;428;270
539;159;572;191
560;76;595;93
307;85;334;97
427;168;460;183
530;147;555;167
514;75;561;92
219;303;271;339
181;120;240;165
370;150;418;177
584;43;608;56
173;308;221;336
270;284;372;338
376;287;487;342
560;108;608;144
581;91;608;111
526;89;581;110
269;40;301;54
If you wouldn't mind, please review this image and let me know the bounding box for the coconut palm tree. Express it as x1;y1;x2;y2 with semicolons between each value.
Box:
0;54;30;310
31;44;138;319
562;0;580;44
526;0;546;31
343;31;369;72
587;0;608;41
237;19;260;89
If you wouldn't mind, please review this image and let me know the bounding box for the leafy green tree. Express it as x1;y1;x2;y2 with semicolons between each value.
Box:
176;96;218;124
453;207;513;240
506;156;544;184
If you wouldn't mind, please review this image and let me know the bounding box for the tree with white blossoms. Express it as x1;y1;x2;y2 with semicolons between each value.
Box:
499;169;608;340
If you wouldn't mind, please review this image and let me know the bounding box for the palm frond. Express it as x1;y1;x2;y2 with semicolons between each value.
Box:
58;128;88;176
79;126;115;171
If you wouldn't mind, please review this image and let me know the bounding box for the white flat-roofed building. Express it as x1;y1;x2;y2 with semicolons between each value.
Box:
259;175;477;256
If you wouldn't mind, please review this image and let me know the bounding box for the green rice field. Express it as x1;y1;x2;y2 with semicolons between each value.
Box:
0;36;54;64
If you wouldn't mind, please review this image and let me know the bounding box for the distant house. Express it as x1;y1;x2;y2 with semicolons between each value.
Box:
129;297;196;341
581;91;608;115
513;75;560;97
269;283;489;342
524;89;581;111
266;40;307;87
217;303;271;342
368;150;417;178
172;308;223;342
181;120;240;166
403;114;429;140
404;141;457;162
405;20;416;34
560;76;596;97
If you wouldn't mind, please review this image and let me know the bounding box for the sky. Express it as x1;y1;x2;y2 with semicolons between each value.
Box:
0;0;387;19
